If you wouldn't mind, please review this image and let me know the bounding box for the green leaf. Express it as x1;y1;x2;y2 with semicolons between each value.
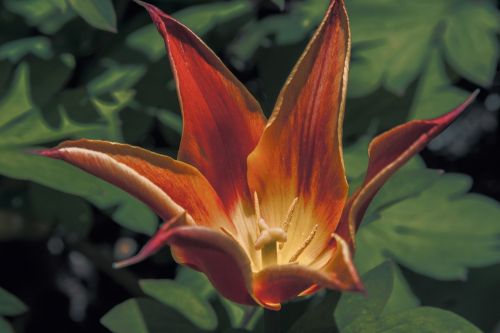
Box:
4;0;75;34
229;0;327;68
174;267;254;328
0;287;27;316
175;267;215;300
334;263;479;333
0;63;32;125
270;0;285;10
139;279;217;330
68;0;117;33
335;262;396;329
356;170;500;280
219;298;247;328
334;261;418;330
0;37;53;62
88;65;146;96
127;1;252;62
0;151;157;235
442;1;499;87
29;184;93;237
289;292;340;333
290;262;418;332
155;109;183;136
342;307;482;333
0;63;157;235
347;0;500;96
175;1;252;36
409;49;471;120
0;317;14;333
100;298;201;333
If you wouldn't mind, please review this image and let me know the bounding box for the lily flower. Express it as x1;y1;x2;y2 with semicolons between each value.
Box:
39;0;477;309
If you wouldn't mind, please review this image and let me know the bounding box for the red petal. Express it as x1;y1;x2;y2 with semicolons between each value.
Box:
253;234;362;309
113;212;189;268
247;0;350;262
338;91;479;244
39;139;233;230
137;1;266;211
117;220;260;306
169;227;258;306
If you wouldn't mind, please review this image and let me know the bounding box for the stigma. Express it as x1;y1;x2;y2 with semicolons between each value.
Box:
252;193;318;266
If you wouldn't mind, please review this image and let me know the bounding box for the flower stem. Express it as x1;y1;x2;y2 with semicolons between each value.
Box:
264;309;281;333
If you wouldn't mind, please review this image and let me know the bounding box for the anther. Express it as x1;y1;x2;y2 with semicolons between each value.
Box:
282;197;299;232
288;224;319;263
279;197;299;249
253;191;261;235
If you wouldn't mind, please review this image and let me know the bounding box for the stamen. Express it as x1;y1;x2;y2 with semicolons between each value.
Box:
282;197;299;232
279;197;299;249
253;191;261;235
220;227;246;249
288;224;319;263
220;226;236;239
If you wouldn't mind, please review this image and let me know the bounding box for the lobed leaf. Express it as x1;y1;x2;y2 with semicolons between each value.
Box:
0;63;157;235
139;279;217;330
100;298;201;333
356;170;500;280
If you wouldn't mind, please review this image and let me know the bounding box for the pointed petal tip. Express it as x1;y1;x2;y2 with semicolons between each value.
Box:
132;0;149;8
112;255;143;269
353;280;366;294
33;147;60;158
133;0;168;18
114;247;157;268
433;89;479;124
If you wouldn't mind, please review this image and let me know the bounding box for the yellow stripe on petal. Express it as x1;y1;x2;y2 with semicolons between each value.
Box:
248;0;350;267
40;139;234;231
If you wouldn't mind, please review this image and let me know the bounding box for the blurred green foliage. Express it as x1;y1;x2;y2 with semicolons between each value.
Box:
0;287;27;333
0;0;499;332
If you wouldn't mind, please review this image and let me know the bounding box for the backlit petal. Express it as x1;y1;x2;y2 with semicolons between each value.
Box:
337;91;479;244
39;139;233;230
137;1;266;211
247;0;350;264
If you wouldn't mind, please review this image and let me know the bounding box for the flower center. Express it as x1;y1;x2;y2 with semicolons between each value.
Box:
252;193;318;266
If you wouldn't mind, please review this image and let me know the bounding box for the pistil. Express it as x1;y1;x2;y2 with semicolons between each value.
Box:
254;218;287;266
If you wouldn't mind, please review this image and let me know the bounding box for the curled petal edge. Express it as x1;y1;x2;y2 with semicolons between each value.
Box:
37;139;234;232
135;0;266;211
253;234;363;310
337;90;479;246
115;215;269;308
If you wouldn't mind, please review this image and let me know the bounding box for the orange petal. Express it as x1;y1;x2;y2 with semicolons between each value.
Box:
169;227;260;306
247;0;350;262
337;91;479;244
137;1;266;210
39;139;233;231
118;219;259;306
253;234;362;309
